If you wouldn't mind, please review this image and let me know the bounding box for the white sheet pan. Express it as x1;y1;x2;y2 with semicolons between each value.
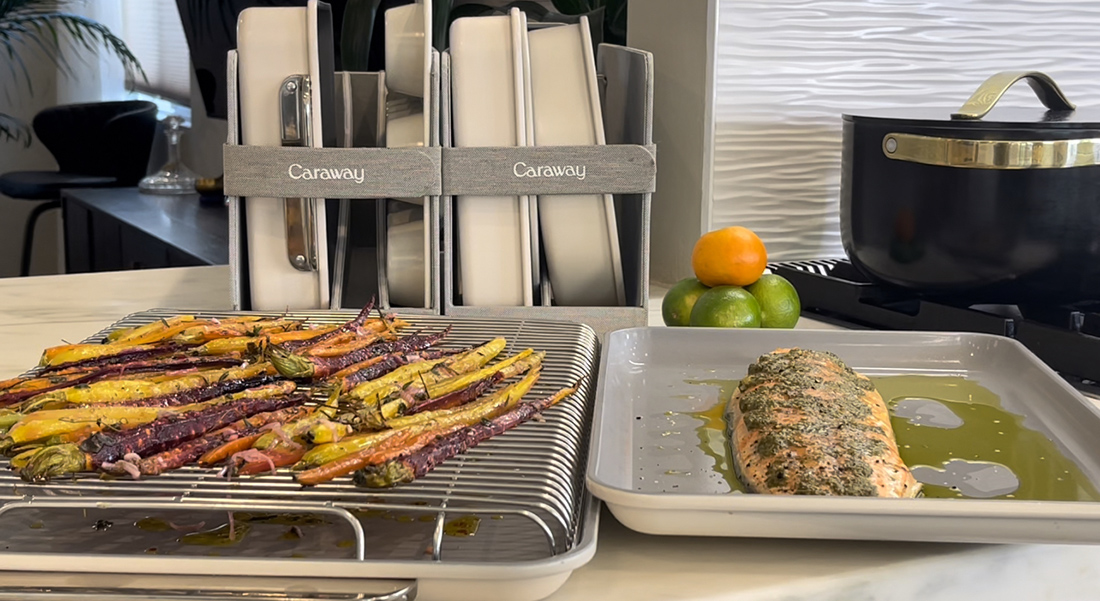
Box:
588;327;1100;544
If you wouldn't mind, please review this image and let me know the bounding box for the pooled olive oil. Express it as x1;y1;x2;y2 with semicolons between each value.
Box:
874;375;1100;502
684;375;1100;501
443;515;481;537
685;379;745;493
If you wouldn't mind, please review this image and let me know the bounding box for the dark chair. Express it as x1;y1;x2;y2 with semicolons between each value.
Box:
0;100;158;276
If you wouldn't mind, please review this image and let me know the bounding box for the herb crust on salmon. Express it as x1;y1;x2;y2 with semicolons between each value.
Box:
726;348;921;497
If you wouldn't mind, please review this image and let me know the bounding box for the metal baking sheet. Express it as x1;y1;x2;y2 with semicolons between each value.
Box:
587;327;1100;544
0;310;600;601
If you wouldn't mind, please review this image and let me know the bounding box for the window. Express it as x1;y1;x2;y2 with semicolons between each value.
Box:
119;0;191;105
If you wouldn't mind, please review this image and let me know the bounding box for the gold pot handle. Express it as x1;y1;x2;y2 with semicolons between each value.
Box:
952;71;1076;120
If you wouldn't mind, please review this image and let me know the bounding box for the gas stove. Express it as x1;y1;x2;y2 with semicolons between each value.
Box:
773;259;1100;387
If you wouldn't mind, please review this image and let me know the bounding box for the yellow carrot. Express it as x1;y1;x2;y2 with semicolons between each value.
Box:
7;405;183;445
295;369;540;481
354;349;537;427
345;338;506;403
41;343;160;368
107;315;197;345
170;319;304;345
343;357;453;401
20;363;273;410
299;368;541;469
193;325;341;356
5;382;295;446
107;319;215;347
386;366;541;430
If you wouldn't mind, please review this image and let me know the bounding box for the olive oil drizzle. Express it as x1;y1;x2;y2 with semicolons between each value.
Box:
875;375;1100;501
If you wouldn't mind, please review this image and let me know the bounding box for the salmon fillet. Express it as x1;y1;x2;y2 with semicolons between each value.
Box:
725;348;920;497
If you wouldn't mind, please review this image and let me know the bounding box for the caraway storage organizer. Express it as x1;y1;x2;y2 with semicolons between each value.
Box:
440;41;655;339
224;42;444;315
223;42;655;339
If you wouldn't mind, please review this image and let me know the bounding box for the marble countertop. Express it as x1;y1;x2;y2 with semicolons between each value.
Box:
2;266;1099;601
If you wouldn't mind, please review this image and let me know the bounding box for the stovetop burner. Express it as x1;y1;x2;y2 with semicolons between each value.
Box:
773;259;1100;385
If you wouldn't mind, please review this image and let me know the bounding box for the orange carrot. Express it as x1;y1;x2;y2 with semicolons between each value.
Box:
236;446;305;476
199;433;264;465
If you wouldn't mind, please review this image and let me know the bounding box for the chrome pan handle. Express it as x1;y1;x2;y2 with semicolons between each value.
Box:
280;74;319;272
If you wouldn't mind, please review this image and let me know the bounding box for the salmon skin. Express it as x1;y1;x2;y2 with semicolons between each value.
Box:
726;348;920;497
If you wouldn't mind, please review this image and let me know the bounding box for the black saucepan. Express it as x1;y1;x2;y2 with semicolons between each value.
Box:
841;71;1100;303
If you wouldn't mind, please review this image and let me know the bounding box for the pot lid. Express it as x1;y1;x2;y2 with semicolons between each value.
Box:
843;71;1100;130
844;106;1100;130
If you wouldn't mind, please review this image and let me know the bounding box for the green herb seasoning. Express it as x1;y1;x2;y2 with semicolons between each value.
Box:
732;349;890;496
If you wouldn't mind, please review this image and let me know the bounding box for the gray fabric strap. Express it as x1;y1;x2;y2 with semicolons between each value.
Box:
223;145;442;198
441;144;656;196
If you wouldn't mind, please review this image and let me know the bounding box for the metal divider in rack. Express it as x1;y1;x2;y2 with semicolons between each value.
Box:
0;309;598;566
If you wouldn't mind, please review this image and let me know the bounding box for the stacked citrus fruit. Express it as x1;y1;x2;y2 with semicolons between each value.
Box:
662;226;801;329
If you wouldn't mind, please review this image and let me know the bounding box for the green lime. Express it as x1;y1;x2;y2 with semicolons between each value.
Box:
746;274;801;328
661;277;710;327
688;286;762;328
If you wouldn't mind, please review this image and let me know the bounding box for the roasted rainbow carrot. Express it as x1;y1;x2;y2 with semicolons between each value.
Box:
294;368;540;480
269;328;451;380
21;391;309;481
355;385;575;488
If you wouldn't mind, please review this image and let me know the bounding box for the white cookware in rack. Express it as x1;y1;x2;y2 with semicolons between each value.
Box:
528;19;625;307
236;2;330;310
449;8;533;306
515;10;540;304
383;0;434;309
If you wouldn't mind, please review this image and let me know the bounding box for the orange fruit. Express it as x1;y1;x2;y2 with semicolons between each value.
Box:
691;226;768;287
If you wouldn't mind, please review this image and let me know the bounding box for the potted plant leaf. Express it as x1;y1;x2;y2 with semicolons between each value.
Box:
0;0;144;147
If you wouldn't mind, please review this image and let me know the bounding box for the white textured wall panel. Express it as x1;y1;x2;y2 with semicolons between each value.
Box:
712;0;1100;261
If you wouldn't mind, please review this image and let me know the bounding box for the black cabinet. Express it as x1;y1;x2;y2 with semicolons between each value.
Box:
62;188;228;273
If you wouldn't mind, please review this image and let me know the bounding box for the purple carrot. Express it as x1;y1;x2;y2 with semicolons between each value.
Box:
0;373;95;408
406;373;502;415
110;375;282;408
330;348;465;392
280;300;376;352
136;405;309;476
39;344;192;373
82;391;310;466
269;327;452;380
0;357;246;407
19;387;308;482
353;386;577;488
